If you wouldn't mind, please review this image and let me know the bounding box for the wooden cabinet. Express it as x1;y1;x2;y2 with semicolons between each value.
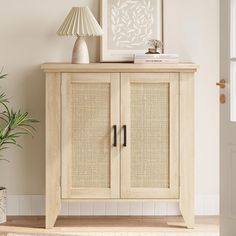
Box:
42;63;197;229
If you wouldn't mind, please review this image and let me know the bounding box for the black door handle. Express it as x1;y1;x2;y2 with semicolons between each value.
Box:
113;125;117;147
123;125;127;147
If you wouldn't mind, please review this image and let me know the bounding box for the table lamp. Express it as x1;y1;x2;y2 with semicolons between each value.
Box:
57;6;103;64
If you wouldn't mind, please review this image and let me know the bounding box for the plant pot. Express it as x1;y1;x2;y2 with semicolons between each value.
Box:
0;187;7;224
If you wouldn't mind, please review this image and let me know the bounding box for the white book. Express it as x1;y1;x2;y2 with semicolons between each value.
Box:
134;53;179;60
134;59;179;64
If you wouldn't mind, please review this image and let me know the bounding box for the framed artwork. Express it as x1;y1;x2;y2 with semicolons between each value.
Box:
100;0;163;62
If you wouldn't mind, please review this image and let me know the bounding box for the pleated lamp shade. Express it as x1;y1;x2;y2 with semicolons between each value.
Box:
57;6;103;36
57;6;103;64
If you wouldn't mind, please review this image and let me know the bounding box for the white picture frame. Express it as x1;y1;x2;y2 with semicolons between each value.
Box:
100;0;163;62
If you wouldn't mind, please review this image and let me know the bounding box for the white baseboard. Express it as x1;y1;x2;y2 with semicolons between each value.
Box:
6;195;219;216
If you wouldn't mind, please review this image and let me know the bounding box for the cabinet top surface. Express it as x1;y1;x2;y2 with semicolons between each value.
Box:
41;63;198;73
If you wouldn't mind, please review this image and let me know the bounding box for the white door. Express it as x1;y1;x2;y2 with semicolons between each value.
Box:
220;0;236;235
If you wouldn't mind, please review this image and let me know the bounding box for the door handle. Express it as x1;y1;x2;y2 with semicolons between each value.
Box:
123;125;127;147
113;125;117;147
216;79;226;104
216;79;226;89
220;94;226;104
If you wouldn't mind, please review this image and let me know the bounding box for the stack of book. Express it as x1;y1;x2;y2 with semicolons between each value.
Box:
134;53;179;64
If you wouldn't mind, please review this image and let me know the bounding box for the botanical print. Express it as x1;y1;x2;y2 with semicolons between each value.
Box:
108;0;158;50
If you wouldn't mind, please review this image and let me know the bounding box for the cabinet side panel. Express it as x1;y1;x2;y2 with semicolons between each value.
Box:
179;73;195;228
45;72;61;228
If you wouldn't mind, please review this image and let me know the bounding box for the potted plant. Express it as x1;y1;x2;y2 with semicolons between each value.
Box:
0;70;38;224
147;39;163;54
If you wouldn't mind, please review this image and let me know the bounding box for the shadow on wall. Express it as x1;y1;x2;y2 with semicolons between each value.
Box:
0;65;45;194
21;66;45;194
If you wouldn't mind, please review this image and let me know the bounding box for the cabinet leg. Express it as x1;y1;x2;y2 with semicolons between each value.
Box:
45;72;62;229
45;200;61;229
180;201;194;228
179;73;195;229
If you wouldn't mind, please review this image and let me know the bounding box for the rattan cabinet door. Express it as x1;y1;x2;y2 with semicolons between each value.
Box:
61;73;120;199
121;73;179;199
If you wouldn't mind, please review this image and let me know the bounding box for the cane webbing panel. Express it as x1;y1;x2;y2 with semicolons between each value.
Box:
71;83;111;188
130;83;170;188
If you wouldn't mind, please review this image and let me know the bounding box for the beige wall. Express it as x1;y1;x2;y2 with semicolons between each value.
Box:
0;0;219;196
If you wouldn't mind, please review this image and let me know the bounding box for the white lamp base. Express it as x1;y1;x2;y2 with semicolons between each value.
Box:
72;36;89;64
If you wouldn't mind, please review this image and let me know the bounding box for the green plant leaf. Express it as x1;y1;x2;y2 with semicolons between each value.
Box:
0;70;38;160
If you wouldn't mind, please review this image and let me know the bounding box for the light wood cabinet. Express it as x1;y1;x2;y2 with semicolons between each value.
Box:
42;63;197;229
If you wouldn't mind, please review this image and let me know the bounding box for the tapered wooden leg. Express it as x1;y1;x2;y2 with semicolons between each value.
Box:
179;73;195;229
45;72;61;228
